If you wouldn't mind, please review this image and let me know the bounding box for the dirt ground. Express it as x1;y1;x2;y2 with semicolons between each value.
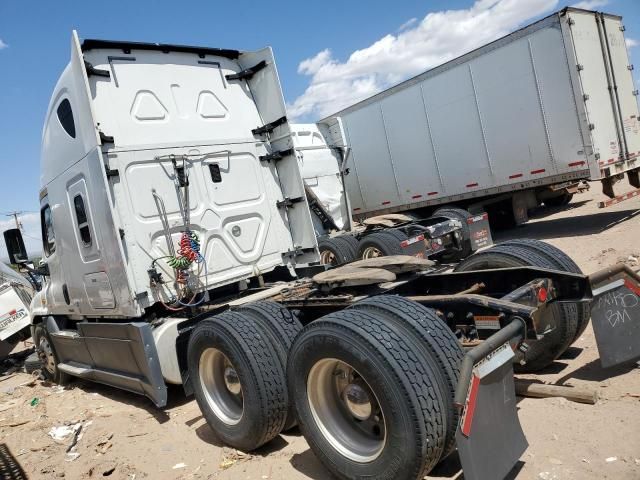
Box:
0;184;638;480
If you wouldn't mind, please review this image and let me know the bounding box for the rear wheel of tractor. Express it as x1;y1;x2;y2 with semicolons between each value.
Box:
357;231;406;259
499;238;589;342
288;309;447;480
433;207;472;261
454;245;578;372
235;301;302;430
188;311;288;451
349;295;464;460
318;237;358;265
33;323;69;384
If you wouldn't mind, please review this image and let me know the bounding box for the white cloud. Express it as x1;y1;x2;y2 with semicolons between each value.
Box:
288;0;560;120
0;213;42;261
0;39;8;50
571;0;609;9
626;38;638;49
399;18;418;32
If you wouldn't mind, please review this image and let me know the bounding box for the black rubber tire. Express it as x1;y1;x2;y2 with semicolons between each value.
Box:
235;301;302;430
288;309;447;480
336;235;359;258
454;245;578;372
33;323;69;384
544;193;573;207
433;207;473;260
356;231;405;258
349;295;463;460
24;352;42;374
318;237;358;265
498;239;589;342
187;311;288;451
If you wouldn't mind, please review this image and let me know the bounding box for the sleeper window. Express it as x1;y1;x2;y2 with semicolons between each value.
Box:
73;195;92;246
56;99;76;138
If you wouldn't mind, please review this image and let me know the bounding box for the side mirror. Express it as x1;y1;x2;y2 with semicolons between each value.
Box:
3;228;28;265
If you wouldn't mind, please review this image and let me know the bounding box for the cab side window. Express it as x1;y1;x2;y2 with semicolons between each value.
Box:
41;204;56;256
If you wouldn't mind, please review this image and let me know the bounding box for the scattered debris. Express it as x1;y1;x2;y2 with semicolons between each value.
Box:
582;458;590;464
49;423;82;442
30;397;39;406
172;463;187;469
605;457;618;463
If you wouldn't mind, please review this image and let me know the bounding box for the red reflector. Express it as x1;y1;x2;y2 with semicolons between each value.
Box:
531;169;546;174
353;208;361;212
412;194;423;199
461;375;480;437
568;161;585;167
428;191;438;196
382;201;391;205
509;173;523;179
537;287;548;303
466;182;479;188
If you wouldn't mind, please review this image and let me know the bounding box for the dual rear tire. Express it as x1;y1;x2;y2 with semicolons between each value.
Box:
188;297;463;480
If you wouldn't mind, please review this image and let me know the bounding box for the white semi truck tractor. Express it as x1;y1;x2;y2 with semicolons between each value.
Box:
5;31;639;480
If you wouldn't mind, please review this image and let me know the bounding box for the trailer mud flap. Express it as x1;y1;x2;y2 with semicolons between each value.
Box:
590;274;640;368
456;343;527;480
467;213;493;251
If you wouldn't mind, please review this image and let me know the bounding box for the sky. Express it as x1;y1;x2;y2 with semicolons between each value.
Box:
0;0;639;259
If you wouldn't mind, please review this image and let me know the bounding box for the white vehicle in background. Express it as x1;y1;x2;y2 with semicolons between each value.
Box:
314;8;640;226
0;261;33;358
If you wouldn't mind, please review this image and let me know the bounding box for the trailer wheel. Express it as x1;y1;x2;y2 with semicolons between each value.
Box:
288;309;446;479
544;192;573;207
33;323;69;384
349;295;463;459
318;237;358;265
357;231;405;259
188;311;287;450
433;207;472;260
235;302;302;430
454;245;578;372
499;239;589;342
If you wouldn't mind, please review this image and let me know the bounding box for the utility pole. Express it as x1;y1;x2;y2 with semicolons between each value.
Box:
5;211;24;231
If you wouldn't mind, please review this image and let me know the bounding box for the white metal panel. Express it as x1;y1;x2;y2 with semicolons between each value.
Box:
470;36;552;182
529;25;589;174
603;16;640;159
84;50;263;149
379;84;443;202
568;11;621;164
421;63;493;195
341;104;402;209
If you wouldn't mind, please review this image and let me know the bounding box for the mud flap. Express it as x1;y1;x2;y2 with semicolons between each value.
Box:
590;275;640;368
456;343;528;480
467;213;493;251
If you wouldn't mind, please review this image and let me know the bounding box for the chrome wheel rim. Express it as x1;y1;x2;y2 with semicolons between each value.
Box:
361;246;383;259
320;249;338;265
199;348;243;425
38;335;56;375
307;358;386;463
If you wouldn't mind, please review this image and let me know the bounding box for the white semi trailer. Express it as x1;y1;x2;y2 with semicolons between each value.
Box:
315;8;640;225
5;30;640;480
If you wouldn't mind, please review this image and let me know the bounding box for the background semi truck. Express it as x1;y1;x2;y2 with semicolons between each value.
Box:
4;30;640;480
313;8;640;226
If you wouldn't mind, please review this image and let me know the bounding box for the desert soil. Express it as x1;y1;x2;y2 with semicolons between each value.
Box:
0;184;638;480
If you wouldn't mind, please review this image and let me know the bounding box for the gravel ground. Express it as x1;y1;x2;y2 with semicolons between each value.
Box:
0;184;638;480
